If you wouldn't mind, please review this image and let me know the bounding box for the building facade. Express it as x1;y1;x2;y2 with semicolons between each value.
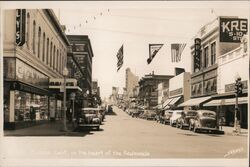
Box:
3;9;70;129
138;72;174;109
125;68;139;98
165;72;191;110
180;16;248;128
67;35;94;107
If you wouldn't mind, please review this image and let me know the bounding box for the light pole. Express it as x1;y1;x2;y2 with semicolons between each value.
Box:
234;74;242;134
62;67;69;132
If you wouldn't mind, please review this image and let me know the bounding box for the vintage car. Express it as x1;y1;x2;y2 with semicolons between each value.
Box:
169;110;183;127
176;110;197;129
73;108;101;130
131;108;141;118
189;110;218;133
143;110;157;120
161;110;173;124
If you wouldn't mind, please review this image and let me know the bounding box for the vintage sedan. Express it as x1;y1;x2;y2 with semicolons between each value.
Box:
169;110;183;127
142;110;157;120
189;110;218;133
73;108;101;130
161;110;173;124
176;110;197;129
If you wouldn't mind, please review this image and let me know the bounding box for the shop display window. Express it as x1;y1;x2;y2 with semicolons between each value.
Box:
14;90;48;122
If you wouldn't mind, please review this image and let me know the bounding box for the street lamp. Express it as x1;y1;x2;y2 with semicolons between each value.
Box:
62;67;69;132
234;74;242;134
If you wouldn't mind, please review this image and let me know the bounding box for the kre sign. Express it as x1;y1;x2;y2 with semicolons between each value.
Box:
16;9;26;46
220;17;248;43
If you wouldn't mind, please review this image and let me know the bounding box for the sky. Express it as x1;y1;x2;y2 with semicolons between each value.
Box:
2;1;249;99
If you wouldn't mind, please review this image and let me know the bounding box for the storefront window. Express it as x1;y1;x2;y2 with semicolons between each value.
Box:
14;90;48;122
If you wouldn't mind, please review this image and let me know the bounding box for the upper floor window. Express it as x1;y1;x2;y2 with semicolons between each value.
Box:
26;13;30;49
211;42;216;65
32;21;36;54
37;27;41;58
46;38;49;65
42;33;46;62
50;42;53;67
204;46;209;68
53;45;56;69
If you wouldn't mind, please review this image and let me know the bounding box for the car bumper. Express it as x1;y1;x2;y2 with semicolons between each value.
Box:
78;124;100;127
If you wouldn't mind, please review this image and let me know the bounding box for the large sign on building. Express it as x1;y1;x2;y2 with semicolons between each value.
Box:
16;9;26;46
194;38;201;72
220;17;248;43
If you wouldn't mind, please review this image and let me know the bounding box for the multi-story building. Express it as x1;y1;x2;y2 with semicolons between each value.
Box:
67;35;94;107
166;72;191;110
67;35;94;95
125;68;139;98
3;9;70;129
138;72;174;109
157;82;169;109
179;16;248;128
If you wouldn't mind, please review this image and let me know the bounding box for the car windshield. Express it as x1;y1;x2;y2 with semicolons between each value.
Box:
83;110;97;114
202;112;215;118
176;112;182;114
186;112;197;116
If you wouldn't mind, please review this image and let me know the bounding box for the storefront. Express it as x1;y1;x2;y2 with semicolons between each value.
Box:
164;72;191;110
4;58;50;129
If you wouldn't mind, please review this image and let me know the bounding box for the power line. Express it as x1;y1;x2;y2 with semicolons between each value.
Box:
69;26;191;40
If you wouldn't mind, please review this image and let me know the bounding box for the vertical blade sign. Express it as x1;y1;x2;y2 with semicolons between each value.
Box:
16;9;26;46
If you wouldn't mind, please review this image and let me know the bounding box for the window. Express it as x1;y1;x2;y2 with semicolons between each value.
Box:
46;38;49;65
56;49;59;71
204;46;209;68
32;21;36;54
53;45;56;69
42;33;45;62
37;27;41;58
50;42;53;67
211;42;216;65
26;13;30;49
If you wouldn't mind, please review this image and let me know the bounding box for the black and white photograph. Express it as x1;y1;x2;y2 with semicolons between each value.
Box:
0;1;249;167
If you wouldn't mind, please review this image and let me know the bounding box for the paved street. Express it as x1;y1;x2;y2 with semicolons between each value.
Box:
2;106;248;159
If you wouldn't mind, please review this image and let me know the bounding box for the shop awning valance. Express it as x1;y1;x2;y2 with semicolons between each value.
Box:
203;97;248;107
178;96;211;107
163;98;173;108
168;96;182;106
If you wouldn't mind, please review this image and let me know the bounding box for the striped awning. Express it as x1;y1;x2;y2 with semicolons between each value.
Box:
168;96;182;106
204;97;248;106
178;96;211;107
163;99;173;109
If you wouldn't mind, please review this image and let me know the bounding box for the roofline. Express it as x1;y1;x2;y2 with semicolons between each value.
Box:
44;9;70;46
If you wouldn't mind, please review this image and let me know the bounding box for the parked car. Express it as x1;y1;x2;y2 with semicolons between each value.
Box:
131;108;141;118
73;107;101;130
143;110;157;120
176;110;197;129
161;110;173;124
189;110;218;133
169;110;183;127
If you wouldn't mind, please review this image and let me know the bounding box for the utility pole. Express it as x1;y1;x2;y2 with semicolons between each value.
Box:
234;75;243;134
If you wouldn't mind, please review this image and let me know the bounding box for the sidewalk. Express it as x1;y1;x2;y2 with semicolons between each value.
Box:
4;121;91;137
221;126;248;137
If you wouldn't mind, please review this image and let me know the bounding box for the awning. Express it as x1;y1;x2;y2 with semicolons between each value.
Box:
178;96;211;107
163;98;173;108
204;97;248;106
153;104;163;109
168;96;182;106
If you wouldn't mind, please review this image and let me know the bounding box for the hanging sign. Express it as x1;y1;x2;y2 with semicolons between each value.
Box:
16;9;26;46
220;17;248;43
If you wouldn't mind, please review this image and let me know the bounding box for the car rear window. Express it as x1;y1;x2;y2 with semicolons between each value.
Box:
186;112;197;116
202;112;215;118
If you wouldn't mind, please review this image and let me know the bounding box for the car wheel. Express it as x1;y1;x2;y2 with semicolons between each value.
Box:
189;124;192;131
176;123;179;128
180;123;183;129
96;126;100;131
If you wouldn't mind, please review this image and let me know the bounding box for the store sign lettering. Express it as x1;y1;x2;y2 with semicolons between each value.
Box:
16;60;48;87
194;38;201;71
16;9;26;46
220;18;248;43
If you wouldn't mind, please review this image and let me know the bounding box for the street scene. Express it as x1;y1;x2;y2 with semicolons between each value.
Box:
1;1;249;167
